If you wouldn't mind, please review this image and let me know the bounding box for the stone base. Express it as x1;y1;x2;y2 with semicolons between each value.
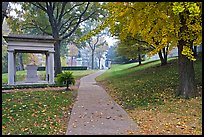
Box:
15;80;49;85
25;77;39;83
25;65;39;83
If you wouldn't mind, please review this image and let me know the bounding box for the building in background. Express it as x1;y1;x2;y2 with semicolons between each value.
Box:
145;44;202;61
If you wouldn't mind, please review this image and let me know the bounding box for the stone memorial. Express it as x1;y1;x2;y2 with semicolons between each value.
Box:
3;34;55;85
25;65;39;83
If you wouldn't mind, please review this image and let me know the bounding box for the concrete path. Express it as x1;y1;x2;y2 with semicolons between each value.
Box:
66;70;139;135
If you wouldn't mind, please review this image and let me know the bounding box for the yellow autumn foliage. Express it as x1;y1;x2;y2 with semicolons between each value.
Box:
80;2;201;61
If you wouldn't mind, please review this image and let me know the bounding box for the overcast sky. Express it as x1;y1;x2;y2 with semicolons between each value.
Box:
8;2;118;47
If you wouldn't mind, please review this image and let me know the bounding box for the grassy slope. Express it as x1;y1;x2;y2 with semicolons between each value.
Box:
2;69;97;135
2;70;97;84
97;55;202;135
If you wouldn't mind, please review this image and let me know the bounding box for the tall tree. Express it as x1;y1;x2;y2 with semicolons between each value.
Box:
81;20;108;69
87;35;107;69
95;41;108;69
174;3;201;98
2;20;10;73
2;2;9;24
68;43;79;66
80;2;202;98
117;34;152;65
7;2;104;76
2;40;8;73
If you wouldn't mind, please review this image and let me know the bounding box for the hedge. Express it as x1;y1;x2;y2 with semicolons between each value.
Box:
37;66;87;71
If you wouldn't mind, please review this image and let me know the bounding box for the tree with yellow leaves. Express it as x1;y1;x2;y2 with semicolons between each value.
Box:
80;2;202;98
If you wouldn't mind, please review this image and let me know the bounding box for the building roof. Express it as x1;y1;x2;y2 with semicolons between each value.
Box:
3;34;56;43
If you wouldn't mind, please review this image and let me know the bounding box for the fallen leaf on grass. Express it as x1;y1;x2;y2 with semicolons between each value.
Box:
42;109;46;112
127;130;134;134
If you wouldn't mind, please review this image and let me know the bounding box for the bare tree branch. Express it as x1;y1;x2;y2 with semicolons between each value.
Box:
80;10;96;23
57;2;67;26
56;2;59;20
57;2;86;34
92;35;100;51
58;15;76;32
2;2;9;24
35;24;52;35
52;2;56;11
59;17;80;37
98;40;106;47
61;2;90;40
24;21;52;35
61;2;85;17
32;2;47;12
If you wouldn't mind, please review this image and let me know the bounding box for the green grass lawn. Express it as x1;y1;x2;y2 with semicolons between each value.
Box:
2;69;96;135
97;54;202;135
2;69;96;84
2;90;75;135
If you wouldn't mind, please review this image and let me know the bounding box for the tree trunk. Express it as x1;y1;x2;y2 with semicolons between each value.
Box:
138;53;142;65
71;56;73;66
98;58;101;69
18;53;24;70
54;40;62;76
158;49;167;66
91;50;94;70
177;40;196;98
2;2;9;25
66;81;70;91
177;13;196;98
163;47;168;64
193;45;197;57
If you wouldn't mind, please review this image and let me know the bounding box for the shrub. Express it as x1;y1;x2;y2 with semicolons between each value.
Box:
56;71;75;91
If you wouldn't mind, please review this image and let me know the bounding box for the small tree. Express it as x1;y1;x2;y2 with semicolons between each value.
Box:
56;71;75;91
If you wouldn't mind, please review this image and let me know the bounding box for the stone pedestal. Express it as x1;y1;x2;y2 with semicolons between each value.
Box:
25;65;39;83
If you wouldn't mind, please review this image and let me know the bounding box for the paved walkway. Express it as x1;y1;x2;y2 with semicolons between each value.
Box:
66;70;139;135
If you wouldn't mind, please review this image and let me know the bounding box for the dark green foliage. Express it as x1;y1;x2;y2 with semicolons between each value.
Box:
106;45;131;64
62;66;87;70
56;71;75;91
37;66;87;71
37;67;46;71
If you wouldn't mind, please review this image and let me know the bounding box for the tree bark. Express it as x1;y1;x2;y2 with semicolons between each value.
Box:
177;40;196;98
2;2;9;25
158;49;167;66
66;81;69;91
163;47;168;64
177;13;196;98
18;53;24;70
138;53;142;65
91;50;94;69
71;56;73;66
54;40;62;76
98;58;101;69
193;45;197;58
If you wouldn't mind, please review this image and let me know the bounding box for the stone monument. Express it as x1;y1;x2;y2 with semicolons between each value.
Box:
3;34;55;85
25;64;39;83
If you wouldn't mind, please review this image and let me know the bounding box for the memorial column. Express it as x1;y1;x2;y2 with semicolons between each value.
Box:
8;50;15;85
